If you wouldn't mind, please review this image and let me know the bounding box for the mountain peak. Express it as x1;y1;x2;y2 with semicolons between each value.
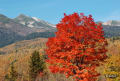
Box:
15;14;31;20
14;14;56;28
14;14;34;26
17;14;29;18
103;20;120;26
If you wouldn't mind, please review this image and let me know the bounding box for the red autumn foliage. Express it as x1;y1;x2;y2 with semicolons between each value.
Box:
46;12;108;81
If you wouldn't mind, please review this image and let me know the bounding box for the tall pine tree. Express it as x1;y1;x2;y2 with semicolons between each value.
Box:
5;62;18;81
29;51;45;81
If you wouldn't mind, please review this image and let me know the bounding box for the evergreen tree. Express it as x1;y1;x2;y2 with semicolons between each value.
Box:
29;51;45;81
5;63;18;81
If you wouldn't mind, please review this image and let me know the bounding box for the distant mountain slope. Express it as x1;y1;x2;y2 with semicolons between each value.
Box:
0;14;56;47
0;14;37;36
103;25;120;37
24;31;55;40
0;27;23;47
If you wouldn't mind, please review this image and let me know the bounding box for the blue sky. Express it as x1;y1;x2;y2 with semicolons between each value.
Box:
0;0;120;24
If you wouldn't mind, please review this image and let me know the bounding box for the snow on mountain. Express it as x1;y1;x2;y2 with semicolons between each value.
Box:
32;17;41;22
32;17;56;27
103;20;120;26
14;14;56;29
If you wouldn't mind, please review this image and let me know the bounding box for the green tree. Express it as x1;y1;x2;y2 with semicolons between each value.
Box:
5;63;18;81
29;51;45;81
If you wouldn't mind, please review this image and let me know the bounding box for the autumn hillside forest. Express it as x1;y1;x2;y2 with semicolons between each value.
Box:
0;12;120;81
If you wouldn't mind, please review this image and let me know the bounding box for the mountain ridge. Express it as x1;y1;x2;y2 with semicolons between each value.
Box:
14;14;56;29
0;14;56;47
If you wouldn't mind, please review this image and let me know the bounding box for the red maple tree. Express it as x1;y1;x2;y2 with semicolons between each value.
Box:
46;13;108;81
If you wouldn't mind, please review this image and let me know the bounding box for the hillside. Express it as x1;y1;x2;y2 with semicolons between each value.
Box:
0;38;47;81
0;38;74;81
0;38;47;55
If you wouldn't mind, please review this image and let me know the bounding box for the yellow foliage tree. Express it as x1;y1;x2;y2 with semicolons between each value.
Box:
103;54;120;81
